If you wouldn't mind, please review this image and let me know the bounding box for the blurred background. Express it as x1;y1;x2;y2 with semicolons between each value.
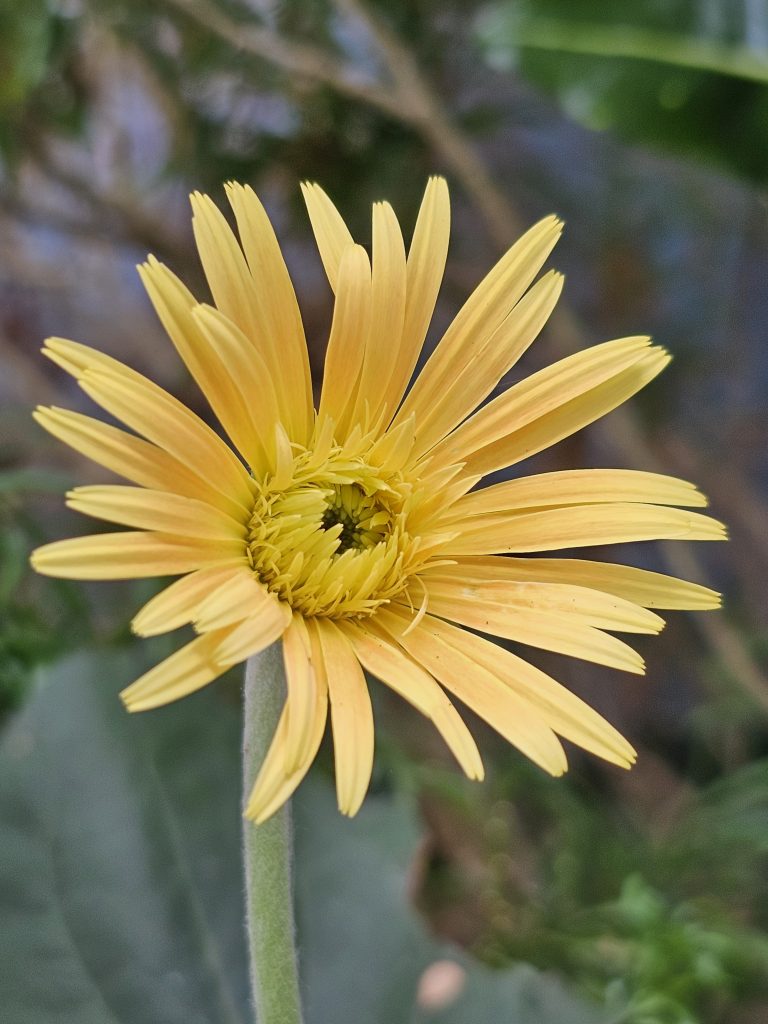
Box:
1;1;768;1022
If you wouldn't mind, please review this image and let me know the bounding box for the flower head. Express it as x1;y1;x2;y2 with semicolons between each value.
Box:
32;179;725;821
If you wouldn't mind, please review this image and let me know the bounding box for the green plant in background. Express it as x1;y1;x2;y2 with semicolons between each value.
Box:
476;0;768;182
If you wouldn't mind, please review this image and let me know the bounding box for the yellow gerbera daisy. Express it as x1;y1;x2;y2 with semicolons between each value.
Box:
31;178;725;822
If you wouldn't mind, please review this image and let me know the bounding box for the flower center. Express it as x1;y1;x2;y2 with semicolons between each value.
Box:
246;446;420;618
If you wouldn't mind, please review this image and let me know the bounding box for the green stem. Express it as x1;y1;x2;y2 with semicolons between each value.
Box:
242;645;304;1024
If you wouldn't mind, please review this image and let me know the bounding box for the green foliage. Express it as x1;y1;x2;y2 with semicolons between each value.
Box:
476;0;768;181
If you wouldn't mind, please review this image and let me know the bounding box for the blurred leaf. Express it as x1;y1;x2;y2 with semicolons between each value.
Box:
476;2;768;182
0;650;605;1023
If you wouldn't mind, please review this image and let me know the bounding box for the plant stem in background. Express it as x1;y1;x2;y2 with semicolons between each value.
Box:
242;647;304;1024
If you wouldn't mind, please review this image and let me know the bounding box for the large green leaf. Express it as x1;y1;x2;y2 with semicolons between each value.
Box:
0;651;605;1023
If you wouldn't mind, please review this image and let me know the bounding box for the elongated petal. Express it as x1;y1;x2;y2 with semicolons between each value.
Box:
44;337;255;509
225;182;313;442
423;577;664;633
301;182;355;292
432;337;662;474
32;406;245;519
282;616;318;773
246;621;329;823
212;610;290;665
31;532;245;580
395;215;562;436
407;613;636;769
438;556;721;610
131;566;243;636
66;485;246;540
138;257;266;469
446;502;727;555
315;619;375;816
450;469;708;519
341;619;484;780
317;245;372;431
193;568;288;633
351;201;407;430
377;608;568;776
414;270;564;456
120;629;232;712
379;177;450;419
420;587;646;674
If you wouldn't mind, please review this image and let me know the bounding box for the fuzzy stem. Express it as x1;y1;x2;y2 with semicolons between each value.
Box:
242;645;304;1024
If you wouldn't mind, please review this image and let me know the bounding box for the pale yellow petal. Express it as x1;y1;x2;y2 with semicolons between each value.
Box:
282;615;318;773
33;406;246;519
225;182;313;442
395;214;562;435
422;576;664;633
440;556;721;610
191;191;310;443
31;532;245;580
419;585;646;674
246;620;329;823
413;270;564;456
120;630;231;712
213;611;290;665
131;566;243;637
377;608;568;776
410;614;636;769
350;200;407;430
44;337;255;509
138;258;266;469
381;176;450;417
432;336;656;472
315;619;375;817
445;502;727;555
192;569;287;637
450;469;708;519
66;485;247;540
317;245;372;432
301;181;355;292
341;619;483;780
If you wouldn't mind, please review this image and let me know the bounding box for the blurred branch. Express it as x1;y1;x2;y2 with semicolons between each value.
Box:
158;0;768;711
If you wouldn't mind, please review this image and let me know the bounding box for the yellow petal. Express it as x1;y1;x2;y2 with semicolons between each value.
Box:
395;214;562;436
213;611;290;665
33;406;246;519
120;630;231;712
66;485;246;540
31;532;245;580
44;337;255;510
225;182;313;443
301;181;355;292
381;176;450;418
419;585;646;674
315;619;375;817
193;568;288;632
317;245;372;433
341;619;483;780
245;621;329;823
433;337;658;473
131;566;243;636
446;502;727;555
447;469;708;519
442;556;721;610
413;270;564;457
351;200;407;430
409;613;636;769
282;615;318;774
377;608;568;776
138;257;267;469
